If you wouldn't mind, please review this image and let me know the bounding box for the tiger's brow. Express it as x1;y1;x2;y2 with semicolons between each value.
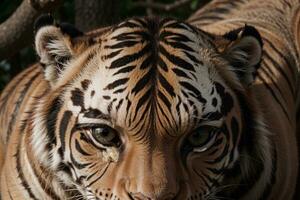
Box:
78;109;112;123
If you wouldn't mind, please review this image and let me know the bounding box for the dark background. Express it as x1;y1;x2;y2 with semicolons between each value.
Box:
0;0;210;91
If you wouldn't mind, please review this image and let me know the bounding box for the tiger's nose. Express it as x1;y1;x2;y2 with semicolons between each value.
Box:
128;192;177;200
124;174;180;200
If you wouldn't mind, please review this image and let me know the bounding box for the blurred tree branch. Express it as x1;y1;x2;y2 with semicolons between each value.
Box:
133;0;193;12
0;0;62;60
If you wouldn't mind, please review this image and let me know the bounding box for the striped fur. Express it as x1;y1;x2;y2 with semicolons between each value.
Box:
0;0;299;199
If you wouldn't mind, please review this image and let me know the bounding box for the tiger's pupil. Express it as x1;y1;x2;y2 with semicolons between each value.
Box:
98;128;109;136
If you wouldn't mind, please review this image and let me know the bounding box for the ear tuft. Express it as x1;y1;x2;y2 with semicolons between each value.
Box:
58;23;84;38
240;25;263;46
223;25;263;47
34;14;55;32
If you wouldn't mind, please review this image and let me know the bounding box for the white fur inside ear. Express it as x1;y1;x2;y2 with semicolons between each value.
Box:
35;26;72;64
226;36;262;85
35;26;73;84
229;37;262;66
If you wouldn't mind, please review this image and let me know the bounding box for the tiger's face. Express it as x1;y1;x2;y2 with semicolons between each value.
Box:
33;16;266;199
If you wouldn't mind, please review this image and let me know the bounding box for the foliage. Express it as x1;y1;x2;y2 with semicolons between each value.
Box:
0;0;202;91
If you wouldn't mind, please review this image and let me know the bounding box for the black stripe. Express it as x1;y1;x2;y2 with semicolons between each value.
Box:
102;50;122;59
184;51;204;65
156;96;176;137
105;78;129;90
112;65;135;76
180;81;207;103
130;112;149;142
175;97;182;127
111;32;140;40
192;167;211;190
135;89;152;114
158;56;168;72
6;72;40;142
157;90;171;111
163;40;194;52
59;111;73;153
160;45;195;72
86;163;110;188
107;98;117;114
113;21;140;30
156;108;173;137
83;109;110;120
160;31;193;43
134;18;148;27
205;144;229;164
81;80;91;91
131;67;153;94
75;139;91;156
116;99;124;111
172;68;190;78
106;40;139;49
220;89;270;199
108;43;151;69
158;73;175;97
71;88;84;107
86;170;99;181
113;88;126;94
70;152;90;169
46;98;62;146
126;98;132;125
15;144;39;200
140;54;153;69
164;22;189;30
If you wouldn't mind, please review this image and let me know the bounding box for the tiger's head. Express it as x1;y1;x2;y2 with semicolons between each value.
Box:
32;15;271;199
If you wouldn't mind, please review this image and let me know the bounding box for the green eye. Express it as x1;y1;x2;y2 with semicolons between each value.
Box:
187;126;216;152
91;125;120;147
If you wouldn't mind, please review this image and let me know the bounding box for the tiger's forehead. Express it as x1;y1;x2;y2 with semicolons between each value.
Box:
67;18;229;136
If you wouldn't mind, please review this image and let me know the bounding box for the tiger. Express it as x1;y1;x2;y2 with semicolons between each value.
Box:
0;0;299;199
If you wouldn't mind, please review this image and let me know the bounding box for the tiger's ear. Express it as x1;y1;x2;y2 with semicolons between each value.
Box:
216;25;263;86
34;14;85;85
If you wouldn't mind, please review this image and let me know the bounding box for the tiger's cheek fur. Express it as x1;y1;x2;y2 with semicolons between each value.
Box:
184;94;243;197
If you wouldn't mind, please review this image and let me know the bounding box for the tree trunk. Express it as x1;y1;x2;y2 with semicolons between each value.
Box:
75;0;120;32
0;0;62;60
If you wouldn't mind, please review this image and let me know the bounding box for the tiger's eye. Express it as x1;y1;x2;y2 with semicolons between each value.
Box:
91;126;120;147
188;132;209;147
188;126;214;147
